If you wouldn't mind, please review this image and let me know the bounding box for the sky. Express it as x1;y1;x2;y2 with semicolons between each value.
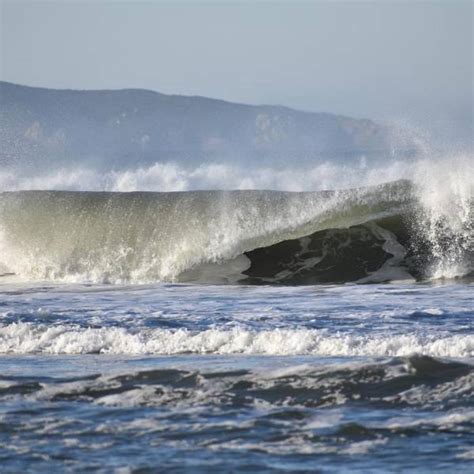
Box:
0;0;472;123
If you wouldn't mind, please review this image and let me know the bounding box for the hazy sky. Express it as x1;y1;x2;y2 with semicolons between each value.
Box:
1;0;472;122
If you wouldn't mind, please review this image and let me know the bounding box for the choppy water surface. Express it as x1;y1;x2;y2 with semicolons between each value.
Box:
0;282;472;472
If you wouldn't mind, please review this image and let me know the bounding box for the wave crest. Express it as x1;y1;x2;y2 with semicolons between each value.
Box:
1;323;473;357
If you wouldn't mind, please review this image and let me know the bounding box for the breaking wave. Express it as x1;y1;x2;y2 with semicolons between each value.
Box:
1;323;473;357
0;157;472;284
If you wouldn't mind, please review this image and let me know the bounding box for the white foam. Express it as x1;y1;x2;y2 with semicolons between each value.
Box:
413;155;473;279
0;323;472;357
457;449;474;460
0;159;411;193
383;411;474;430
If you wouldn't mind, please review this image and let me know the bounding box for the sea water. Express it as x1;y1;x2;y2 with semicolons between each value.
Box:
0;282;472;472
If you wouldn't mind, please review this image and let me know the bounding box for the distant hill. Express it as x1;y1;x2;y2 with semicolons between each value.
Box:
0;81;411;170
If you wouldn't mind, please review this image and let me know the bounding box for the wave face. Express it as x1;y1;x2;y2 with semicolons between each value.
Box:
0;175;472;284
0;181;412;283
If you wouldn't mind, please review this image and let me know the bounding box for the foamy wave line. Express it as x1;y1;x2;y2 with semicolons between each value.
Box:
1;323;472;357
1;156;470;196
0;160;411;193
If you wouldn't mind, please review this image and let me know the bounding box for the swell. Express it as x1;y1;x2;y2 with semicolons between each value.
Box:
0;179;471;284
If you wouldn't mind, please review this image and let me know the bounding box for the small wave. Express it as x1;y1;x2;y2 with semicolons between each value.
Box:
1;323;473;357
1;353;471;471
0;355;472;410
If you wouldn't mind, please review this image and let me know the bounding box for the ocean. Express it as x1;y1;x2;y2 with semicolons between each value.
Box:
0;158;472;472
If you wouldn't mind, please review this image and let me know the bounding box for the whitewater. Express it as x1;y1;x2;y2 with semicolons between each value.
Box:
0;153;472;472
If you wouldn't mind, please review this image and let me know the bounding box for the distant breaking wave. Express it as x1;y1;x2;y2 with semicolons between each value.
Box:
0;157;472;285
0;158;414;193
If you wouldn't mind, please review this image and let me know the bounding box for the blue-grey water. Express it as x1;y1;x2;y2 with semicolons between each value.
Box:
0;281;472;473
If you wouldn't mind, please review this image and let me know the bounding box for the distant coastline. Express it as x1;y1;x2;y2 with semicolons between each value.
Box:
0;81;415;170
